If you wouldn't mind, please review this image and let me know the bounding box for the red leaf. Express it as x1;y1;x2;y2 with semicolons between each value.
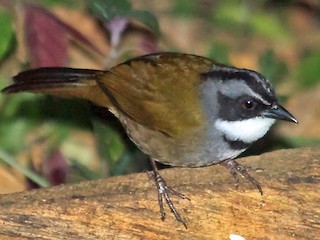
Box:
139;34;158;54
24;4;68;67
0;0;12;8
42;149;68;186
24;3;103;68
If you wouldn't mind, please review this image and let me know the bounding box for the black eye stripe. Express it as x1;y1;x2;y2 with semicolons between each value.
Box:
217;92;268;121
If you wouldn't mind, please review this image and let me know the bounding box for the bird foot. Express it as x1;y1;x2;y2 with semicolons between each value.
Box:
149;159;189;229
221;159;263;195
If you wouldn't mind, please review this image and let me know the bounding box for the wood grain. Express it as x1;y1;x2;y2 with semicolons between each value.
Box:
0;147;319;239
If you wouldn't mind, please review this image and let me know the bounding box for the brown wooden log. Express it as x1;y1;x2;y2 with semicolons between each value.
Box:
0;147;319;239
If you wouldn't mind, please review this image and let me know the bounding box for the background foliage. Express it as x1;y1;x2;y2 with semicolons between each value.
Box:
0;0;319;193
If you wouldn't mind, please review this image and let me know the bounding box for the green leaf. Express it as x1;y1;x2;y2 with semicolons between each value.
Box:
283;137;320;148
297;51;320;88
92;119;126;175
0;9;14;62
250;12;289;40
212;1;290;40
88;0;132;21
130;10;160;36
259;49;288;84
88;0;160;35
0;119;34;153
212;1;249;27
172;0;197;17
207;42;230;65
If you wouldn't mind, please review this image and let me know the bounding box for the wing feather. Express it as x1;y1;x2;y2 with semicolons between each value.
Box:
97;53;214;136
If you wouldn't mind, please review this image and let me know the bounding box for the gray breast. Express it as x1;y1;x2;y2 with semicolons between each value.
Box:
118;114;247;167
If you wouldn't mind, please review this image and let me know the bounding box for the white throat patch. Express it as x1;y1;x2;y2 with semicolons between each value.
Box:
215;117;276;143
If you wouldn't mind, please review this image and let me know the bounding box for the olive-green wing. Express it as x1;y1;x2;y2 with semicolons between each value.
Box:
97;53;214;137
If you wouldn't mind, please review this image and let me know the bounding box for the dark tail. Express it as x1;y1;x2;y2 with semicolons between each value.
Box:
2;67;100;93
2;67;111;107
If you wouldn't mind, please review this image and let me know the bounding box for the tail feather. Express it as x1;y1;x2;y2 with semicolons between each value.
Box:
3;67;99;93
2;67;112;108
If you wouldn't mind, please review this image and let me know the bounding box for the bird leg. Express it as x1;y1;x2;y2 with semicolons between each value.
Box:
149;159;188;228
220;159;263;195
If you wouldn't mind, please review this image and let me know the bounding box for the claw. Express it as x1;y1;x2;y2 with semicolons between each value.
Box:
221;159;263;195
150;159;188;228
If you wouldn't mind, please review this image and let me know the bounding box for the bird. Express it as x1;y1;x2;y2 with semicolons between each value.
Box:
2;52;297;228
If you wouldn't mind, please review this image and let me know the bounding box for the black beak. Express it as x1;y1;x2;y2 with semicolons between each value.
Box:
262;104;298;123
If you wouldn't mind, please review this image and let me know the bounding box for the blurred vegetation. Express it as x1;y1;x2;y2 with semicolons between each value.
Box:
0;0;319;193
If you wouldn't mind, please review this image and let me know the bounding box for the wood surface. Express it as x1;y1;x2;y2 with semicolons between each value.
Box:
0;147;319;240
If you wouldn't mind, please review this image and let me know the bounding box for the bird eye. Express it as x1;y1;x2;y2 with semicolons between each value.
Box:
242;99;256;110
